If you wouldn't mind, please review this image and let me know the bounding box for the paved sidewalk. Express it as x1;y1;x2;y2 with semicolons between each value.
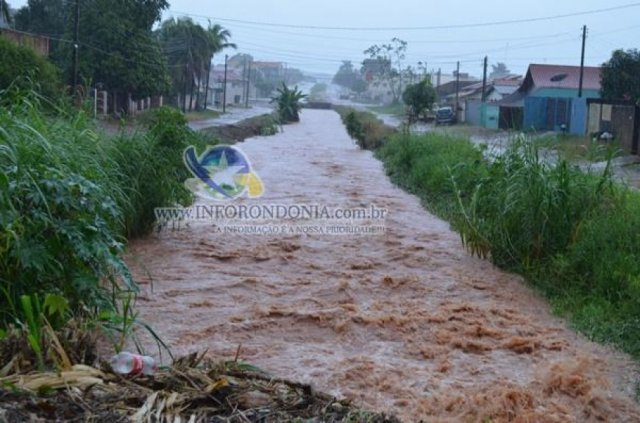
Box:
188;104;274;131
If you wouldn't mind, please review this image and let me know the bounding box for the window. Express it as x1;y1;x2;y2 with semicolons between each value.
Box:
550;73;568;82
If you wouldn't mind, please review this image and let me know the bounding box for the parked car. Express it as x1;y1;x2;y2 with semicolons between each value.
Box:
435;106;456;125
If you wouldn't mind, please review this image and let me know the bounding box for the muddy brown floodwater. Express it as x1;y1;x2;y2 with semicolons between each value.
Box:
127;109;640;422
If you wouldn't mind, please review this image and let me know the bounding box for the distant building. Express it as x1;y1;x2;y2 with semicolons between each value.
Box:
462;75;523;126
208;65;248;107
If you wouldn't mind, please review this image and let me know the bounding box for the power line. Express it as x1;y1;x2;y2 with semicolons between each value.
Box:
172;12;575;44
168;2;640;31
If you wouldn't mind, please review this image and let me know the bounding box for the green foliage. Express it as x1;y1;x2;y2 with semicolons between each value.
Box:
0;90;201;343
14;0;70;68
0;36;61;99
74;0;169;98
377;132;486;219
402;79;436;122
336;107;396;150
272;83;307;123
158;18;235;111
601;49;640;103
455;137;615;269
16;0;171;98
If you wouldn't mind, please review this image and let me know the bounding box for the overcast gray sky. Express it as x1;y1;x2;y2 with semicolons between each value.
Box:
9;0;640;77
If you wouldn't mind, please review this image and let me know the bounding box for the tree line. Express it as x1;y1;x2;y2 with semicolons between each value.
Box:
3;0;235;112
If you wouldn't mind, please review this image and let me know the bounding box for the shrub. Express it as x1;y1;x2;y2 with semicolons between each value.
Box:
0;36;61;99
0;95;131;325
0;92;205;333
272;83;306;123
338;108;396;150
455;137;615;269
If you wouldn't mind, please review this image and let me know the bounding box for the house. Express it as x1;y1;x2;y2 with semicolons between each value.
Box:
207;65;247;107
499;64;601;133
464;76;522;127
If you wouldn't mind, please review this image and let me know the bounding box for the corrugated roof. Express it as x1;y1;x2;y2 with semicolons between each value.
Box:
527;64;601;91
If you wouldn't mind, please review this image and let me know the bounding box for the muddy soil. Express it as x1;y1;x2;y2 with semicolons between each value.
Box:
128;109;640;422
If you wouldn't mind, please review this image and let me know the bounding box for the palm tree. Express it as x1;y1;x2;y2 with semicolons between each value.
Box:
159;18;209;111
203;23;236;109
159;19;235;112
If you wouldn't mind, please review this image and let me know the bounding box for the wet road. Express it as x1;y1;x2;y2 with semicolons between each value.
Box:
128;109;640;422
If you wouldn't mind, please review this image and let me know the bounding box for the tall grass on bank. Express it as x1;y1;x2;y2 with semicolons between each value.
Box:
335;106;396;150
340;107;640;360
0;90;207;352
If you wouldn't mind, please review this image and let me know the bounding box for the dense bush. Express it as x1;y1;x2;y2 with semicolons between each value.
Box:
0;93;205;330
0;36;61;99
456;137;615;268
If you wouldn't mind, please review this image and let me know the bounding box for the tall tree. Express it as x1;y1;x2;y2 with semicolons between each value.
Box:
16;0;170;109
402;78;436;123
14;0;70;67
489;62;510;79
333;60;364;91
158;18;234;111
202;23;235;109
363;38;408;104
69;0;170;108
601;49;640;103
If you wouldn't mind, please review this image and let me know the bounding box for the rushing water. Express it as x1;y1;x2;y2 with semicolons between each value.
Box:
127;109;640;422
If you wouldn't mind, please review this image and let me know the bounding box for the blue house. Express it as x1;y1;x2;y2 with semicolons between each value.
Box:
499;64;601;134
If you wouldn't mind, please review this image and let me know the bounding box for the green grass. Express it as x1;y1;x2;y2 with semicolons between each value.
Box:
367;103;406;117
335;106;396;150
534;133;622;162
340;106;640;361
184;109;221;122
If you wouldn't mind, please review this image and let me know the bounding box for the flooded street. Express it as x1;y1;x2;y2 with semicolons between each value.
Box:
128;109;640;422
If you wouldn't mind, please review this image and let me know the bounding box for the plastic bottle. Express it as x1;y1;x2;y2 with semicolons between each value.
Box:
110;351;157;376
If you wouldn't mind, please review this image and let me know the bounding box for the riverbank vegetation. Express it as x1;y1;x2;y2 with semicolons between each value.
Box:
337;106;640;360
0;84;212;365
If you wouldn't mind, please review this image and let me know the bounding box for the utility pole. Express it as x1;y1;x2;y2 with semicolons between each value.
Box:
245;60;251;108
242;56;247;106
481;56;488;102
455;61;460;117
222;54;228;113
578;25;587;98
72;0;80;98
437;68;441;87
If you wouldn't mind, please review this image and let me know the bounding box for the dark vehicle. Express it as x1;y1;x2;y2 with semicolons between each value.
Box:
435;106;456;125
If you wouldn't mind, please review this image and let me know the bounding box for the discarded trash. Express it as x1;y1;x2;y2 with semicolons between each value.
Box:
110;352;157;376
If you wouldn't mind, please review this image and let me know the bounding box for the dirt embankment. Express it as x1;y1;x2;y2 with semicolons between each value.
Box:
128;109;640;422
